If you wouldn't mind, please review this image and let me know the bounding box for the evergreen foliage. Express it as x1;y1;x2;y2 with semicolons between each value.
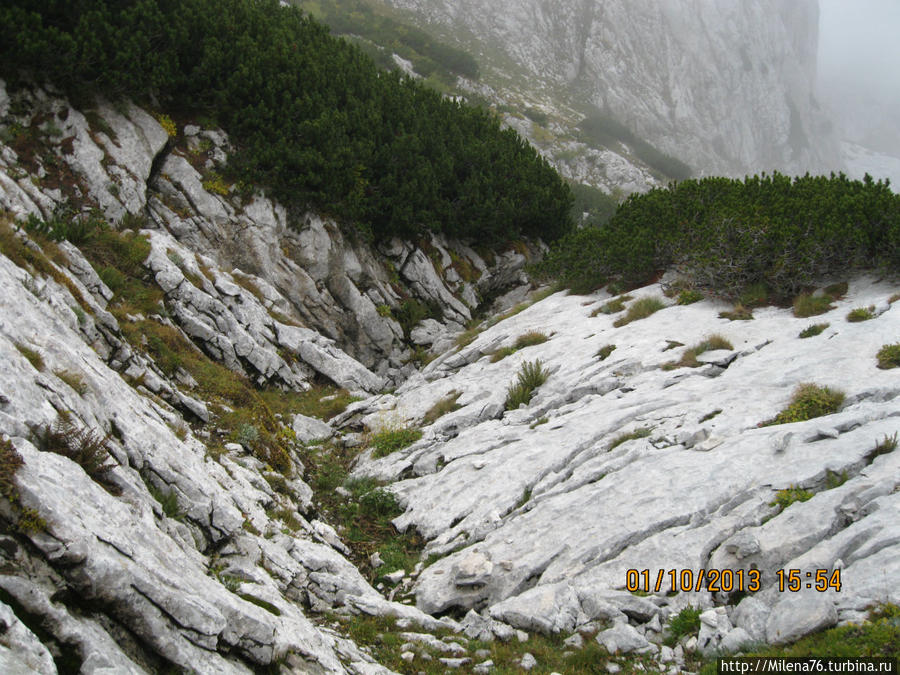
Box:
0;0;572;245
542;172;900;298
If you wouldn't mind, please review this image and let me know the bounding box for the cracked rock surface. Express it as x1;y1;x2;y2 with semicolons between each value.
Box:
350;279;900;641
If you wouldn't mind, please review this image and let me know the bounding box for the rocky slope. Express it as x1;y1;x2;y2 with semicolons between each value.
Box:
1;78;898;673
346;278;900;651
0;80;538;672
379;0;841;178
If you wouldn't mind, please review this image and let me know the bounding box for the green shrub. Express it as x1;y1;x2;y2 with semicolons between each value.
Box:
613;297;665;327
761;384;845;426
14;342;44;371
676;289;704;305
876;344;900;369
0;0;573;247
665;607;702;646
793;294;834;318
505;360;549;410
847;306;875;322
370;426;423;458
799;323;829;338
544;172;900;301
358;488;402;520
770;485;814;510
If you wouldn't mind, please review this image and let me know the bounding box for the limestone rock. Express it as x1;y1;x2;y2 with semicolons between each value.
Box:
596;623;650;655
766;594;838;645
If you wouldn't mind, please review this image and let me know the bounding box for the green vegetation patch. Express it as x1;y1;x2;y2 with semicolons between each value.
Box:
596;344;616;361
761;383;845;427
505;360;549;410
676;289;704;305
793;293;834;318
799;323;829;338
1;0;572;247
34;411;120;495
665;606;702;646
663;334;733;370
613;297;665;327
0;438;46;534
876;343;900;369
771;485;814;511
608;427;652;451
542;172;900;301
14;342;44;371
370;426;423;459
847;306;876;322
719;304;754;321
53;368;88;394
591;294;632;317
422;391;462;425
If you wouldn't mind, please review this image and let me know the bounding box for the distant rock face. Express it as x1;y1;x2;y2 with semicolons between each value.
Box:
382;0;840;177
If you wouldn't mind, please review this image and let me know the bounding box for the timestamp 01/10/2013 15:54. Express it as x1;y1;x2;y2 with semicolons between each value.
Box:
625;568;842;594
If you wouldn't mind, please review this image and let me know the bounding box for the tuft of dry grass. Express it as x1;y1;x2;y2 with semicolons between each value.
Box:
613;297;665;327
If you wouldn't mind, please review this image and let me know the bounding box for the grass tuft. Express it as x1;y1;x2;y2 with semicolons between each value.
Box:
719;304;754;321
423;391;462;425
847;306;876;322
370;426;423;459
591;294;632;317
761;383;845;427
665;606;702;646
14;342;45;371
664;334;732;369
613;297;665;327
793;293;834;318
504;360;549;410
876;344;900;369
608;427;652;451
596;344;616;361
799;323;829;338
53;368;88;394
513;330;549;349
676;289;704;305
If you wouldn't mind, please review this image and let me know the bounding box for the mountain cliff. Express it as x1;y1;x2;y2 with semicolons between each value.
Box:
379;0;841;178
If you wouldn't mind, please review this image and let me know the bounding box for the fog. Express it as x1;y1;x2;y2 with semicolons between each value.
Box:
818;0;900;155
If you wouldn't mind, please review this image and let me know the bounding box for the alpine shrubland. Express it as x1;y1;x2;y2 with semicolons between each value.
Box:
0;0;572;245
541;172;900;298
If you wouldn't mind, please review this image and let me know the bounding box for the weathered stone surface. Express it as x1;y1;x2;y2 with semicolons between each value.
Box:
766;594;838;645
292;413;334;443
349;278;900;639
596;623;650;655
